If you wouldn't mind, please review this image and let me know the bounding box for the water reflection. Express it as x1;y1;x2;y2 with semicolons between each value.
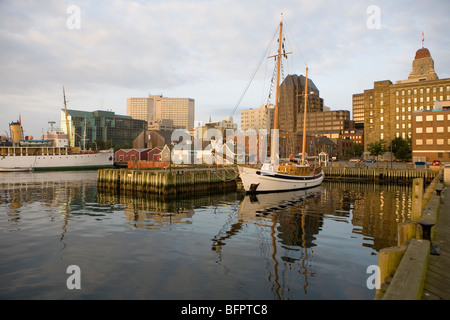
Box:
0;171;412;299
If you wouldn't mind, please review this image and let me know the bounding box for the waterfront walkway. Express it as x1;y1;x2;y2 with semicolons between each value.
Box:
422;185;450;300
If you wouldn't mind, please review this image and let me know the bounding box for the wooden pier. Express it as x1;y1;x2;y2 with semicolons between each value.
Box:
323;167;438;184
97;166;239;196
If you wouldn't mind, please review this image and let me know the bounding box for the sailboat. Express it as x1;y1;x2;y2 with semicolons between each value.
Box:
238;15;324;193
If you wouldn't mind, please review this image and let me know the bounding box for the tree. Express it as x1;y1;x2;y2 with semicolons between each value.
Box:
351;143;364;158
367;140;387;158
391;137;411;160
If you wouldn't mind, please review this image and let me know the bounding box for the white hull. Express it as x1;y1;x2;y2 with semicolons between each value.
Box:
0;150;114;171
238;165;324;193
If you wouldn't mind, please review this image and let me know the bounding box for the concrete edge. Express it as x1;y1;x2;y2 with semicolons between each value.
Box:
382;238;430;300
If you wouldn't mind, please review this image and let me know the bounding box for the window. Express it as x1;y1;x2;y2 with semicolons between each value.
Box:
416;139;423;145
416;115;423;122
437;127;444;133
426;115;433;121
426;139;433;145
437;139;444;145
426;127;433;133
416;128;423;133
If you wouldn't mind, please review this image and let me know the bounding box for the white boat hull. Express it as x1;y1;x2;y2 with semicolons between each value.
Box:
0;150;114;171
238;165;324;193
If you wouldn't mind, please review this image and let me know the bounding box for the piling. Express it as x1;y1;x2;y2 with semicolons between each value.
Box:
323;167;437;184
97;166;239;197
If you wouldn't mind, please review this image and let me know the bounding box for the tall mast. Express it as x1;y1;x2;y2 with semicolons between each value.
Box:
273;14;283;134
301;65;309;166
270;14;286;165
63;87;71;147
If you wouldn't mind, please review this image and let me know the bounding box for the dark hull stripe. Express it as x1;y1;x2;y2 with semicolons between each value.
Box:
256;171;324;181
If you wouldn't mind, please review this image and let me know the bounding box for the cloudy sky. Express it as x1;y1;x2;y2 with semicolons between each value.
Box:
1;0;449;137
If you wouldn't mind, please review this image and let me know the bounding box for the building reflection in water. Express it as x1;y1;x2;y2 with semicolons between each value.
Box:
0;171;413;299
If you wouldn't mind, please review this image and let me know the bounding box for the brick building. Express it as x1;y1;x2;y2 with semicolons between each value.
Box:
411;101;450;163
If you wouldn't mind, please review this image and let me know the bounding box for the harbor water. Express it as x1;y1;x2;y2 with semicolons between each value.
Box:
0;170;412;300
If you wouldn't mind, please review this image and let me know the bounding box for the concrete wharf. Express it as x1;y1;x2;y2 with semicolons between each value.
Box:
375;168;450;300
422;185;450;300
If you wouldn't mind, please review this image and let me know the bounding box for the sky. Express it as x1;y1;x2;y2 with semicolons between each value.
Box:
1;0;449;138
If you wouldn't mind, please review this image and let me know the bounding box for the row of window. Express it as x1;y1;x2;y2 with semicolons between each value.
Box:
415;127;450;134
416;114;450;122
416;139;450;146
395;86;450;96
396;96;449;104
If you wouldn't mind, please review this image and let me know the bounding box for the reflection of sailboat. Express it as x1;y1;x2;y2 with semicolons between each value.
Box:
239;185;323;218
239;186;322;299
238;15;324;193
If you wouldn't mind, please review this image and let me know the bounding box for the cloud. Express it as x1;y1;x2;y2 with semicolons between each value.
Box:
0;0;449;136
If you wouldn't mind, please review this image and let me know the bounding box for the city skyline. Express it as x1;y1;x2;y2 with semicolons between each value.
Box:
1;0;449;137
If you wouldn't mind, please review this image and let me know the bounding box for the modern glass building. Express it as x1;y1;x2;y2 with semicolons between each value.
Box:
61;109;147;148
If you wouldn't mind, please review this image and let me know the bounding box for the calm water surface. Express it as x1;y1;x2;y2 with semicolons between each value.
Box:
0;171;412;300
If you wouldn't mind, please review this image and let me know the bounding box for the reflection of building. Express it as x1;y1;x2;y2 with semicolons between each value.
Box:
319;182;411;251
411;101;450;163
362;47;450;150
61;109;147;147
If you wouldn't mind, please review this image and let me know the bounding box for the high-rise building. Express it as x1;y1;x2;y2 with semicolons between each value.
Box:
127;95;195;131
240;104;274;132
362;47;450;150
157;96;195;132
127;97;155;123
277;74;324;134
352;93;364;128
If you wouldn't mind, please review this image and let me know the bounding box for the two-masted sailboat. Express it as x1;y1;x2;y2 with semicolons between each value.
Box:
238;16;324;193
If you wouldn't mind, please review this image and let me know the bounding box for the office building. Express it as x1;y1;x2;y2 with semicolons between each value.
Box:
411;101;450;162
240;104;274;132
127;97;155;123
296;110;353;136
127;95;195;131
61;109;147;148
362;47;450;150
277;74;324;134
352;93;364;129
